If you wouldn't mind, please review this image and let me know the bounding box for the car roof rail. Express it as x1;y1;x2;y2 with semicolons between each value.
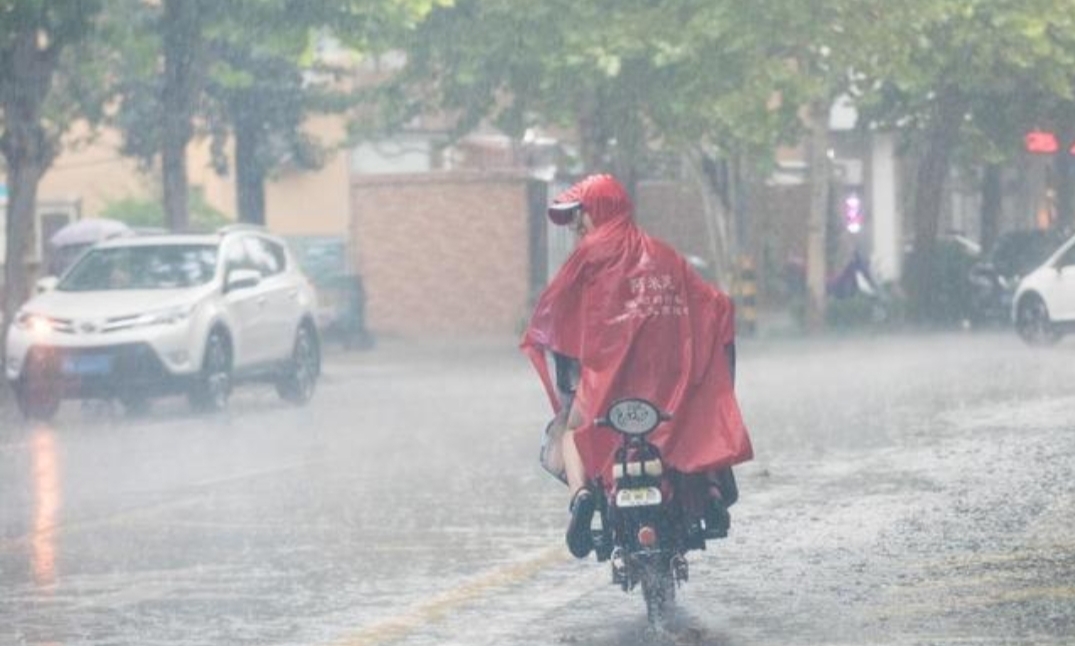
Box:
216;223;267;236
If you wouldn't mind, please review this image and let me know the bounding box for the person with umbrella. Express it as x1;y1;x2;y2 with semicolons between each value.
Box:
45;218;131;277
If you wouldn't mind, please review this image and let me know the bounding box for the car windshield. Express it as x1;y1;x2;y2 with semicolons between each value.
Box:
58;244;219;291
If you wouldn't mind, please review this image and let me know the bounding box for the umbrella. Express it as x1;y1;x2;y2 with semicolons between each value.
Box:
49;218;131;248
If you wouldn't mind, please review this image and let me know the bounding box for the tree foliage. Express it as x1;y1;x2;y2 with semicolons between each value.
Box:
113;0;446;227
5;0;1075;331
377;1;804;177
375;0;912;294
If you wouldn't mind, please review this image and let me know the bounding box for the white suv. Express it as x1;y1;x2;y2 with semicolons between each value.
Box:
4;226;321;419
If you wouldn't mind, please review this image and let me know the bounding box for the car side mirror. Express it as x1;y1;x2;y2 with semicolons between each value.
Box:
226;268;262;292
35;276;59;294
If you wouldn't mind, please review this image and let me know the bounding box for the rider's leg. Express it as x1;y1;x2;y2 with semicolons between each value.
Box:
562;428;595;558
562;429;587;495
704;468;734;538
712;467;738;507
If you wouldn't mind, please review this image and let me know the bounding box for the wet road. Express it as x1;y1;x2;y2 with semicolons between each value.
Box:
1;331;1074;645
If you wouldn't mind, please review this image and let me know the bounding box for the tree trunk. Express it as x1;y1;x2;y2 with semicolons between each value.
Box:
608;71;644;200
980;163;1002;254
907;87;964;323
161;132;190;232
685;149;734;287
575;91;601;175
2;159;46;345
0;26;60;361
235;121;266;225
805;100;830;332
730;154;749;253
161;0;204;232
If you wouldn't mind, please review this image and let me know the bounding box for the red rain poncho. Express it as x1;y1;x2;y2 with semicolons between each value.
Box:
522;175;753;488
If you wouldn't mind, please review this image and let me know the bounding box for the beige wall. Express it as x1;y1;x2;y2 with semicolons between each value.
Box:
37;127;154;217
196;115;351;236
266;151;351;236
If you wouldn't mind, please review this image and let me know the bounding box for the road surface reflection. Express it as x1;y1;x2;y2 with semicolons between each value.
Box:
30;425;61;588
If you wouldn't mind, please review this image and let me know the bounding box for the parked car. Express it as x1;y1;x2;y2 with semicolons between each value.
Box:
902;233;982;325
1011;232;1075;345
966;229;1068;326
4;225;321;419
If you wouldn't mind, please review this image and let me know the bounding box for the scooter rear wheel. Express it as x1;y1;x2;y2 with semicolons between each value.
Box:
640;558;676;627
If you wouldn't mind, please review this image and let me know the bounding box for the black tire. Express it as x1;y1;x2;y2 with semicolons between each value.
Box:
641;558;676;627
119;392;152;417
13;379;61;421
189;329;232;412
1015;295;1062;346
275;323;320;405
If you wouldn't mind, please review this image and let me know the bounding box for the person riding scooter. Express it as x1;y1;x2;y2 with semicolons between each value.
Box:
521;173;753;558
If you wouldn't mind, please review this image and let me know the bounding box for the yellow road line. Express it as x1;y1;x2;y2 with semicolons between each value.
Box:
876;545;1075;620
880;584;1075;621
331;546;568;646
924;543;1075;568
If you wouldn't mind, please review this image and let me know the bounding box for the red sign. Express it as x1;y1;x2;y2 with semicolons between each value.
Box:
1026;130;1060;154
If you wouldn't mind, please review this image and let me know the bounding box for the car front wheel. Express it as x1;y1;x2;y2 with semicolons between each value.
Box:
275;324;319;405
1015;295;1062;346
189;330;232;412
13;378;61;421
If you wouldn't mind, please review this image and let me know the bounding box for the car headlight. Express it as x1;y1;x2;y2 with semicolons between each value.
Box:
14;311;53;336
131;305;195;328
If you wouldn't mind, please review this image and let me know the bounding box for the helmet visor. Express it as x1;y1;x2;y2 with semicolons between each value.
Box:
547;201;582;226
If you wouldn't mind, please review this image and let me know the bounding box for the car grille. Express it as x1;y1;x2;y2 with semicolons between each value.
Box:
100;315;141;333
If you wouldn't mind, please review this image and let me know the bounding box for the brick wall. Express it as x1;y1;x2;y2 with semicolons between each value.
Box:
348;171;809;338
350;171;533;338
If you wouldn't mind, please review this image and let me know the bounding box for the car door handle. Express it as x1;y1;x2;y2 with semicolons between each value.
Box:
257;296;267;307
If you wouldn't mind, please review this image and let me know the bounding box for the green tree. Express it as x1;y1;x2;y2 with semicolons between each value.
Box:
1;0;105;350
99;190;230;232
114;0;446;228
372;0;815;287
377;0;916;306
205;40;324;225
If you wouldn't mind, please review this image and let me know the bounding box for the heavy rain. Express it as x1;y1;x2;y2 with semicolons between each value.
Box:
2;2;1075;646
